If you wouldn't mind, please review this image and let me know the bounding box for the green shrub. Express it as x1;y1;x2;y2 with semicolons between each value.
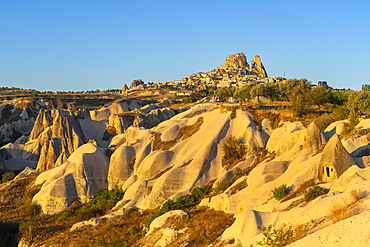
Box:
272;184;289;201
145;184;212;226
184;97;193;103
77;208;100;221
59;211;74;221
304;186;327;202
213;179;229;194
25;202;40;216
254;224;293;247
81;188;124;213
2;172;15;183
132;232;145;241
315;113;334;132
19;219;39;245
28;188;40;199
223;135;244;160
331;106;348;121
129;225;141;234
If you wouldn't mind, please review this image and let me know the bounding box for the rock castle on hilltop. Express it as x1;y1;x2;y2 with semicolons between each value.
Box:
159;52;284;91
126;52;285;92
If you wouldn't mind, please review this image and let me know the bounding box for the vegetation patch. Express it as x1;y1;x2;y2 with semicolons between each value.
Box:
212;179;229;194
178;159;193;168
272;184;289;201
222;135;247;170
304;185;328;202
186;108;207;118
19;219;39;246
149;165;173;180
129;156;136;171
81;189;125;215
314;113;335;132
152;117;204;151
281;179;315;202
1;172;15;183
251;224;293;247
160;206;235;247
145;184;212;226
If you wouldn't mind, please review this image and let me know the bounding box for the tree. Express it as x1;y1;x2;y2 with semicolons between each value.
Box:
250;83;266;103
310;86;330;110
263;83;279;106
362;84;370;91
213;86;235;101
233;83;255;105
280;79;311;116
346;90;370;117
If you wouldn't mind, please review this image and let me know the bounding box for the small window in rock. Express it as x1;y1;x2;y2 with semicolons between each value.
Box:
325;167;331;177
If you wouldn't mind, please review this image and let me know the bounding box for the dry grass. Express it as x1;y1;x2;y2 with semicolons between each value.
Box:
152;117;204;151
293;225;309;241
128;138;142;147
149;166;173;180
350;190;363;201
225;179;247;196
328;205;350;223
186;108;207;118
178;159;193;168
281;179;315;203
161;206;235;246
129;156;136;171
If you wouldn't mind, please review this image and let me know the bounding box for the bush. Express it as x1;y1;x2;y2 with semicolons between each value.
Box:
272;184;289;201
145;184;212;226
129;225;141;234
315;113;334;132
59;211;74;221
255;224;293;247
81;189;125;213
184;97;193;103
25;202;40;216
304;186;326;202
28;188;41;199
19;219;39;245
2;172;15;183
213;179;229;194
223;136;244;160
77;208;100;221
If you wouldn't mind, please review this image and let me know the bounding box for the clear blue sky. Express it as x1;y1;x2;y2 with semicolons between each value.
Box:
1;0;369;92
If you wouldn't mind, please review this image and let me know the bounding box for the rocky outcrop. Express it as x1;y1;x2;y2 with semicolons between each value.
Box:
0;104;38;143
33;143;108;214
219;52;249;70
30;109;86;171
249;55;268;77
104;107;176;140
130;79;144;89
215;53;268;78
317;134;357;183
122;84;128;92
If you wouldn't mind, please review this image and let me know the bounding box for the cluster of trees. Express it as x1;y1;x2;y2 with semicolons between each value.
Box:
214;79;348;116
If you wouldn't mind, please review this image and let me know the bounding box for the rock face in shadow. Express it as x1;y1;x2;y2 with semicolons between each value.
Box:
104;107;176;140
317;134;357;183
30;109;86;171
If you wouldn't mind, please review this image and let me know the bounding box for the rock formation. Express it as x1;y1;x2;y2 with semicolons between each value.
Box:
249;55;268;77
33;143;108;214
30;109;86;171
219;52;249;70
122;84;128;92
130;79;144;89
215;53;268;78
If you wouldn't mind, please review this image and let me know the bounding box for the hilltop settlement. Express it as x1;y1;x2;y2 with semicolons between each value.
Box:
1;53;370;247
